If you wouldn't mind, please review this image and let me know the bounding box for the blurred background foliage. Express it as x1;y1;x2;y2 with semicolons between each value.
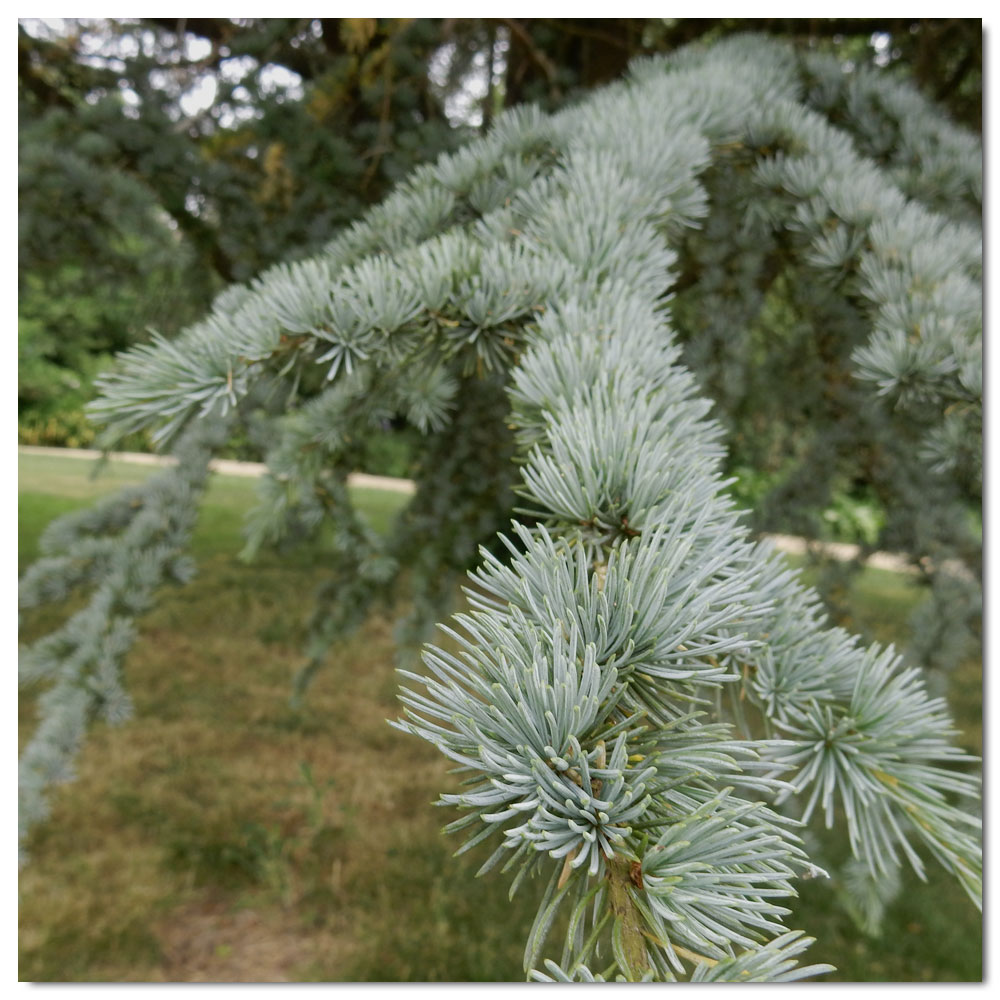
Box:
18;18;981;466
18;15;982;684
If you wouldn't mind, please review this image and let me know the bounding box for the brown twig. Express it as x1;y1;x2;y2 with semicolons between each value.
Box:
500;18;559;86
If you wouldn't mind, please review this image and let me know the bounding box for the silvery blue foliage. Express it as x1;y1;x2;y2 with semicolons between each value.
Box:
18;421;227;858
20;32;980;979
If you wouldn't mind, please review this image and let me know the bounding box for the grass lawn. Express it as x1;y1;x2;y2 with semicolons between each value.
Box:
17;452;982;982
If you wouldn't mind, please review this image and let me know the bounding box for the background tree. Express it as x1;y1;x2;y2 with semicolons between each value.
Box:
18;18;461;448
19;17;980;454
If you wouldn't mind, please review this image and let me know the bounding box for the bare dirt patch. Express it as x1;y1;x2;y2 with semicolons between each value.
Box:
154;895;353;982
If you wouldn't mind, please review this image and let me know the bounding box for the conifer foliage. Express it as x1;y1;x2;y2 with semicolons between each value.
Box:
19;35;981;981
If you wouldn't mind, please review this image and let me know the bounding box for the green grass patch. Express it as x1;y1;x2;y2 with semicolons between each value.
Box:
18;452;409;568
18;451;981;982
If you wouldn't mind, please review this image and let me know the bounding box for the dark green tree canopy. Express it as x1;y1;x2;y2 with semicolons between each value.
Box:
18;18;980;448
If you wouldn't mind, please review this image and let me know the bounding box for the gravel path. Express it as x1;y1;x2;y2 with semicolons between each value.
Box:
22;445;972;578
18;444;416;495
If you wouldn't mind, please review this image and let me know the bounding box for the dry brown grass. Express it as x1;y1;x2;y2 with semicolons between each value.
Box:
18;455;981;982
19;499;540;981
